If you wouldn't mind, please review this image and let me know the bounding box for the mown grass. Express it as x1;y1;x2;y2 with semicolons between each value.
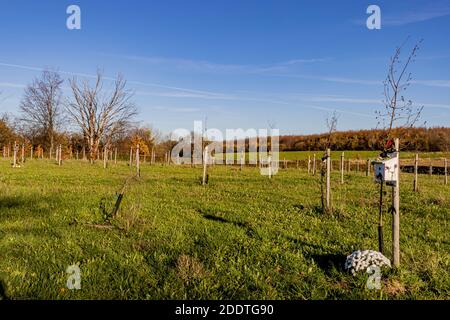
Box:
0;157;448;300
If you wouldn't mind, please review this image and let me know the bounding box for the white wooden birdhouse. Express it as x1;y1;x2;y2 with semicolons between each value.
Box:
373;152;399;186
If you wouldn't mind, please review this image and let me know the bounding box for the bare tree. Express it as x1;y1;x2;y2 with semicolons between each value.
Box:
325;111;338;150
19;70;64;157
377;38;424;151
66;71;137;163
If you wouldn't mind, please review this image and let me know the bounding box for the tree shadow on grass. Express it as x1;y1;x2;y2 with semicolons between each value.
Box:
307;253;346;276
0;196;23;209
198;208;260;239
0;194;54;219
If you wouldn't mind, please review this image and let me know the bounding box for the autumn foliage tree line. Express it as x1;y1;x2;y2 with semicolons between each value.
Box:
0;70;168;162
278;127;450;153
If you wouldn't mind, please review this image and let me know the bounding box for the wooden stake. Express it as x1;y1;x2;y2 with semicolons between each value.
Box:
129;147;133;167
308;155;311;174
413;153;419;192
326;149;331;211
392;138;400;267
58;145;62;166
340;152;344;184
312;154;316;176
103;146;107;169
202;146;209;185
13;142;18;167
366;159;370;176
115;148;118;164
136;144;140;177
268;154;272;179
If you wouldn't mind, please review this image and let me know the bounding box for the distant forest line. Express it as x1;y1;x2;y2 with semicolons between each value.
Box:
277;127;450;152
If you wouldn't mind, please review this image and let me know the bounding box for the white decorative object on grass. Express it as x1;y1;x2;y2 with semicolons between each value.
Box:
345;250;391;276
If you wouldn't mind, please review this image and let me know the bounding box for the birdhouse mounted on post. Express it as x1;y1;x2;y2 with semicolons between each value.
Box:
373;152;399;186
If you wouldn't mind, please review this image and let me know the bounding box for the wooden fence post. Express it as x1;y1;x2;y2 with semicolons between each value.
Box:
366;159;370;176
340;152;344;184
136;144;140;177
13;142;18;167
129;147;133;167
30;146;33;160
308;155;311;174
202;146;209;185
326;149;331;211
414;153;419;192
58;145;62;166
313;154;316;176
392;138;400;267
114;148;117;164
268;154;272;179
103;146;108;169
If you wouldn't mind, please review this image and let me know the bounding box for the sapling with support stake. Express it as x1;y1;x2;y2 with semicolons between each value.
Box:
374;38;424;267
320;111;338;213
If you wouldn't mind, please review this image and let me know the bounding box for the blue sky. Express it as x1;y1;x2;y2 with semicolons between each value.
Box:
0;0;449;135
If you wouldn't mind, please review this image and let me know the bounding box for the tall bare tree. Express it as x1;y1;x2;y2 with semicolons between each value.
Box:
377;38;424;152
66;71;137;163
19;70;64;157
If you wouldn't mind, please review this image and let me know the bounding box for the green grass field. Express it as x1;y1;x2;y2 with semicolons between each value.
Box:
275;150;449;161
218;150;450;162
0;157;448;300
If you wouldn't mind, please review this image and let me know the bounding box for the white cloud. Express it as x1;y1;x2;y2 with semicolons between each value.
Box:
104;53;330;75
411;80;450;88
149;106;200;113
0;82;26;89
